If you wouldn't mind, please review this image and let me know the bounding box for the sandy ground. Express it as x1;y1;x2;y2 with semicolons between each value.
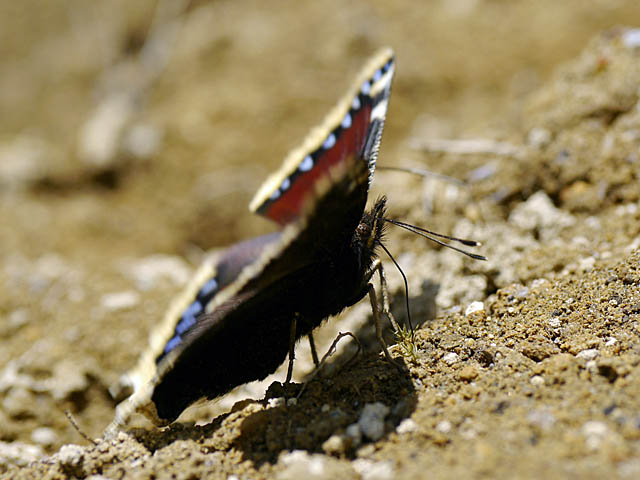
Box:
1;1;640;479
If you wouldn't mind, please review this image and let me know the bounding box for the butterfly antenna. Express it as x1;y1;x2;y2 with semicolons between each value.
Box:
384;218;487;260
379;242;413;333
377;165;467;186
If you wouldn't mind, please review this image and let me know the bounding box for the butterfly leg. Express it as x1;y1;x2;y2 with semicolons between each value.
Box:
365;259;402;369
374;260;402;333
308;333;320;367
367;284;395;365
285;315;298;384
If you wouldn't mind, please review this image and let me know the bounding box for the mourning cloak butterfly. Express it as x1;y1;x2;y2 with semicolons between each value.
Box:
106;48;396;434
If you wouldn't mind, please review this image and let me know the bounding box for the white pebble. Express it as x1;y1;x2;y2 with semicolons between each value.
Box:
267;397;285;408
465;301;484;316
346;423;362;447
279;450;328;478
124;255;191;291
396;418;418;434
100;291;140;312
527;127;552;149
122;123;163;159
358;403;390;441
352;459;395;480
530;375;544;386
582;421;609;450
57;444;85;467
576;349;600;361
442;352;459;366
31;427;58;447
435;420;452;434
622;29;640;48
528;409;556;430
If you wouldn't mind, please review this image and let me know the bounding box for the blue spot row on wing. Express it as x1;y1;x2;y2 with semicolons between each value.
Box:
263;56;396;213
361;58;393;97
160;276;219;357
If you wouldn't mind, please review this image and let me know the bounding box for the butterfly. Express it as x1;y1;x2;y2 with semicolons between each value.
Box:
105;48;396;435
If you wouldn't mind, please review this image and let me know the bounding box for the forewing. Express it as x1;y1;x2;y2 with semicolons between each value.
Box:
249;48;395;225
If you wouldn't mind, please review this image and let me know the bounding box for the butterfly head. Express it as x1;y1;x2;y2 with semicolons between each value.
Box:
355;196;388;254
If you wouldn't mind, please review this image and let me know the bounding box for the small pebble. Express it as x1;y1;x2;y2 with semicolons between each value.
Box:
579;257;596;272
79;93;135;168
581;421;609;450
435;420;452;434
278;450;349;480
48;359;90;400
509;191;575;233
527;127;552;149
268;397;285;408
346;423;362;447
122;123;163;159
57;444;85;468
528;409;556;430
622;28;640;48
286;398;297;407
2;387;34;417
31;427;58;447
322;434;347;455
467;163;496;182
100;291;140;312
548;317;561;328
7;309;30;330
442;352;459;366
576;349;599;361
352;459;395;480
396;418;418;434
358;403;390;441
530;375;545;386
465;301;484;316
124;255;191;291
457;366;478;381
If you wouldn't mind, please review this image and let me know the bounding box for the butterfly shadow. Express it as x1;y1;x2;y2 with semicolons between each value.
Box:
124;355;415;466
233;352;416;466
228;281;442;466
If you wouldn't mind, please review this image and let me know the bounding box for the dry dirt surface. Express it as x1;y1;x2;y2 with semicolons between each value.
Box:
2;2;640;479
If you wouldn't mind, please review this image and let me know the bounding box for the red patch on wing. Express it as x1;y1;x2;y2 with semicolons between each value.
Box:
262;104;372;225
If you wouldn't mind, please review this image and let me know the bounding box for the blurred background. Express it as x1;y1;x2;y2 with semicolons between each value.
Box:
1;0;640;453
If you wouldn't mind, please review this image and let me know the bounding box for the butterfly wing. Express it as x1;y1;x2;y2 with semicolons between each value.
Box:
151;155;371;422
249;48;395;226
111;232;281;402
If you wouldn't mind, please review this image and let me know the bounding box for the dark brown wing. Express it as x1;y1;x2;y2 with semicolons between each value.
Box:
150;157;370;422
